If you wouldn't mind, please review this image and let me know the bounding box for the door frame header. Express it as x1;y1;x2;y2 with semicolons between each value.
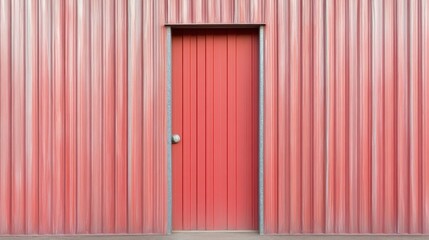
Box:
165;23;265;28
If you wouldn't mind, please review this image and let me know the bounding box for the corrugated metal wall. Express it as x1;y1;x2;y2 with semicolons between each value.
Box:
0;0;166;234
264;0;429;234
0;0;428;235
166;0;264;23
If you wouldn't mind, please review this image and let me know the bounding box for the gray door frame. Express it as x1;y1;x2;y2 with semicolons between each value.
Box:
166;25;264;234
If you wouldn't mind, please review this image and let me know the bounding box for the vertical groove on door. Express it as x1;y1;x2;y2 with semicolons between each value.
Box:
196;33;206;230
213;32;228;230
189;34;197;230
226;32;237;230
205;33;215;230
182;34;190;229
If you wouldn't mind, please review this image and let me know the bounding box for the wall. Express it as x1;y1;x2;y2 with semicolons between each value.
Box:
263;0;429;234
0;0;428;235
0;0;166;234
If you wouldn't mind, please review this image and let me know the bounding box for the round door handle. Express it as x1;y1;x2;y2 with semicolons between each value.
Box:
172;134;181;144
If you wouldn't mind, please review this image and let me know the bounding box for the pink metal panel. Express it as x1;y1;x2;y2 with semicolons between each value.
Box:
76;0;91;232
0;0;169;235
301;0;312;232
424;0;429;233
372;0;384;233
263;0;429;235
52;0;65;233
39;0;53;234
383;0;396;232
128;0;144;232
264;0;278;234
0;0;11;234
25;0;40;234
166;0;264;23
409;0;422;234
325;0;335;233
11;0;26;234
313;0;325;233
397;0;410;233
115;0;129;233
102;0;115;233
143;0;155;232
65;0;77;234
90;0;103;233
277;0;290;234
289;0;301;233
154;0;167;232
335;0;347;232
348;0;359;233
358;0;372;232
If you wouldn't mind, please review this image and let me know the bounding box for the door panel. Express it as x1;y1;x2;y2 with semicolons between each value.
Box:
172;29;259;231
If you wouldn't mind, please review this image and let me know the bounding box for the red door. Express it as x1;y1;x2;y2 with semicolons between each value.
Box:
172;29;259;231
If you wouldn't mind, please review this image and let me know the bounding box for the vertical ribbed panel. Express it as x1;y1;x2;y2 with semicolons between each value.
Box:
64;0;76;233
267;0;429;234
166;0;264;23
0;0;166;234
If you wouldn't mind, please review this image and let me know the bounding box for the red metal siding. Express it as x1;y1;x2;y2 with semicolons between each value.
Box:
166;0;264;23
171;30;259;230
0;0;428;236
263;0;429;234
0;0;166;234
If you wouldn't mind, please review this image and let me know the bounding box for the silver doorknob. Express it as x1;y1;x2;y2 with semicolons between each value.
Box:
172;134;181;144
